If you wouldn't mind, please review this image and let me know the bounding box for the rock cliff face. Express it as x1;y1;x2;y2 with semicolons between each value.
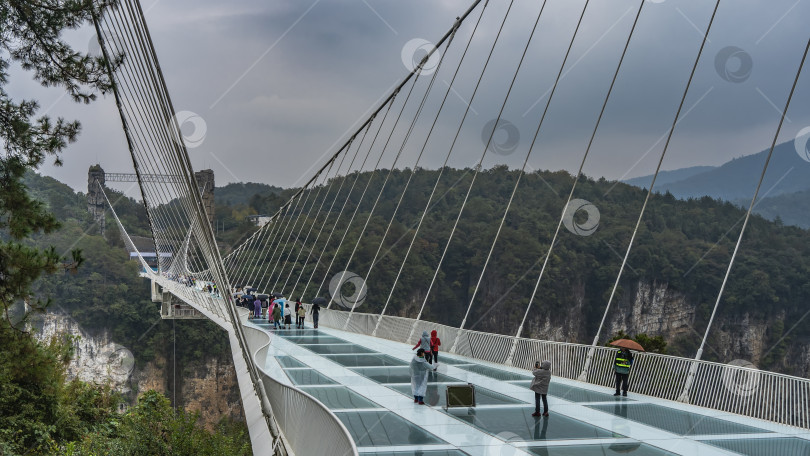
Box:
33;312;244;429
608;281;695;339
32;312;134;393
514;280;808;376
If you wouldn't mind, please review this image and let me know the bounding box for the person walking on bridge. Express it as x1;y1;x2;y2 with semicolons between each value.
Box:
530;360;551;417
297;304;306;329
410;348;431;405
613;348;634;397
310;302;321;328
253;296;261;320
429;330;441;371
412;331;433;364
271;302;281;330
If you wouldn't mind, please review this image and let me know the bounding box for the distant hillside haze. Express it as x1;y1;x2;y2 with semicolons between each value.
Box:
623;141;810;228
657;141;810;200
623;166;716;189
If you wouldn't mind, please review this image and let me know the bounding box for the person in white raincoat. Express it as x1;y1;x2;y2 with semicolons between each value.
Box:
410;348;431;405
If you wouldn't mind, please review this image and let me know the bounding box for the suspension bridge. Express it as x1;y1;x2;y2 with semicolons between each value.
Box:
92;0;810;454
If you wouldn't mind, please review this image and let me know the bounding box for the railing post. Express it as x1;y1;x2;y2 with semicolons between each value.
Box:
677;347;702;404
578;345;597;382
503;326;521;366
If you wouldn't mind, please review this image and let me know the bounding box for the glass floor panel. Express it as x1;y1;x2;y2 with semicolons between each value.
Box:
511;380;625;403
443;407;619;441
272;329;326;337
275;355;307;368
456;364;532;381
282;335;348;345
586;403;767;436
433;356;475;365
324;354;408;367
284;368;338;385
705;437;810;456
335;410;446;447
388;383;527;406
351;367;463;384
548;383;631;403
525;442;677;456
362;451;468;456
304;344;376;355
299;386;381;409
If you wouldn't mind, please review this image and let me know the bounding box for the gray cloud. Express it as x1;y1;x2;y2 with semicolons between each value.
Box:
8;0;806;195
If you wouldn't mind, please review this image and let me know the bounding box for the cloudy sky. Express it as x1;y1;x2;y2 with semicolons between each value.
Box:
7;0;810;195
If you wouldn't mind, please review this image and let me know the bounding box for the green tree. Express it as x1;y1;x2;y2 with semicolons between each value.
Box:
0;1;121;453
1;0;118;321
63;391;251;456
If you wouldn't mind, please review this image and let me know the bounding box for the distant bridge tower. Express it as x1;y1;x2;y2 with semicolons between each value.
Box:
87;164;106;234
89;166;216;231
194;169;215;227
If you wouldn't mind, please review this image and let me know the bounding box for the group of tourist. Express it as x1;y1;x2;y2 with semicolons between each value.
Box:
409;330;442;404
236;293;321;329
165;273;220;296
407;330;635;417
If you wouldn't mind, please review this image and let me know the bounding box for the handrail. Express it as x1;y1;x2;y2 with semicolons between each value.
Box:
150;276;358;454
238;311;358;456
318;308;810;429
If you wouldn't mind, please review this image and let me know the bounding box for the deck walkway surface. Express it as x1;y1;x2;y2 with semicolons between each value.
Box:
248;321;810;456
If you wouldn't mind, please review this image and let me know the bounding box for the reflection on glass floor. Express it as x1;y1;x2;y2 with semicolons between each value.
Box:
509;380;633;403
387;383;526;406
284;368;337;385
704;437;810;456
324;354;408;367
445;406;619;440
456;363;531;381
299;386;381;409
335;411;446;447
351;366;463;384
362;451;469;456
275;355;307;368
524;442;678;456
587;403;767;436
257;325;808;455
303;344;376;354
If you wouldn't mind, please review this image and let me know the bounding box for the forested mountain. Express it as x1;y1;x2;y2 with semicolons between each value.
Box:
233;165;810;376
623;165;716;188
653;141;810;200
6;172;249;453
215;182;283;207
624;141;810;227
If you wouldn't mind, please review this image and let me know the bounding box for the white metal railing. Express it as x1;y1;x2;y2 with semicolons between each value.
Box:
151;276;358;455
240;314;358;456
319;308;810;429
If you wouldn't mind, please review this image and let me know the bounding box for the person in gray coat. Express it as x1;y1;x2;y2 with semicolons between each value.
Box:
530;360;551;417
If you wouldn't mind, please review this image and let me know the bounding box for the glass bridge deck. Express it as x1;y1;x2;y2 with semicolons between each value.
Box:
250;322;810;456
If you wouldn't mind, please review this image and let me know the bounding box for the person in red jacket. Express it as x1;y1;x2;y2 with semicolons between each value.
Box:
429;330;441;371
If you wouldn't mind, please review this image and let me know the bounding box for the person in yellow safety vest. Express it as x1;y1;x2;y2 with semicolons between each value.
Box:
613;348;634;397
